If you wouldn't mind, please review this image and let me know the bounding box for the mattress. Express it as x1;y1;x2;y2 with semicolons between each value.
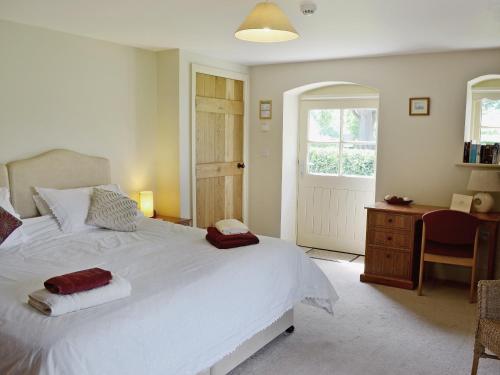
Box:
0;216;338;375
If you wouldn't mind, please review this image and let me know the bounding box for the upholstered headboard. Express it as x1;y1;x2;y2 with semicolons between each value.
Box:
6;149;111;218
0;165;8;189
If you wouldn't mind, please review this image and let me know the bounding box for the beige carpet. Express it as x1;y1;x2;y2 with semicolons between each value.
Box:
230;259;500;375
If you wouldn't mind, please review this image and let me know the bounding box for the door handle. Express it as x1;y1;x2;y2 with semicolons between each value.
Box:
237;162;246;169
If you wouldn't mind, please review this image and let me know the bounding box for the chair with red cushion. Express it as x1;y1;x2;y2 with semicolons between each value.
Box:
417;209;480;302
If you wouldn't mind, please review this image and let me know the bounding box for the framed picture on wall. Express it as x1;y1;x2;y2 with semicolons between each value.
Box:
259;100;272;119
409;97;430;116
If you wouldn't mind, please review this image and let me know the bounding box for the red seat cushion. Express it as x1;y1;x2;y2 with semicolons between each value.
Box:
425;240;474;258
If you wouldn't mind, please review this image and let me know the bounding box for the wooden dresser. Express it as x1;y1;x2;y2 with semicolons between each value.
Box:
361;203;420;289
361;202;500;289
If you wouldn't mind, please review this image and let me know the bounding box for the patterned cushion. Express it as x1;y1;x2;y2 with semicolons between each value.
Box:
0;206;23;245
85;188;138;232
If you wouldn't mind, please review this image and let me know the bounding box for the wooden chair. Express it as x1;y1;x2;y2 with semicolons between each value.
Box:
417;209;480;303
471;280;500;375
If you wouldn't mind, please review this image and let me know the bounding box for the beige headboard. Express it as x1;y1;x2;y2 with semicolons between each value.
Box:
7;149;111;218
0;164;8;189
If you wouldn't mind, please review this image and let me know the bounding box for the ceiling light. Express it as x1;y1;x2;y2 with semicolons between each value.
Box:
235;1;299;43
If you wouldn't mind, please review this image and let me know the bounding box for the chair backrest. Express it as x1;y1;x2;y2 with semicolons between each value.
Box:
422;209;479;245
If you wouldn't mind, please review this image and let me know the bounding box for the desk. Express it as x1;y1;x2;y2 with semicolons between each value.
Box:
360;202;500;289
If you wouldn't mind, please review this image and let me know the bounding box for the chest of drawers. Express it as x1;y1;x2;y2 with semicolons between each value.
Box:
361;206;420;289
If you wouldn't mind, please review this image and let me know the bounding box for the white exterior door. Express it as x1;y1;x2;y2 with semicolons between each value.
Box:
297;99;378;254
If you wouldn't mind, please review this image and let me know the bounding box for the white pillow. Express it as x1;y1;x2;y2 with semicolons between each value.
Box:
35;184;123;233
0;187;25;248
0;187;20;218
33;194;52;216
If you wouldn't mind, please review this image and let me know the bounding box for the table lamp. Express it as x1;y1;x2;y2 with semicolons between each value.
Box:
467;170;500;212
139;191;154;218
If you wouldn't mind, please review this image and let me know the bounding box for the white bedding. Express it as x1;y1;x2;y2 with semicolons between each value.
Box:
0;217;338;375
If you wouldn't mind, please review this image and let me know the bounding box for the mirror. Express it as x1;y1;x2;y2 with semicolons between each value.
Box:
464;75;500;143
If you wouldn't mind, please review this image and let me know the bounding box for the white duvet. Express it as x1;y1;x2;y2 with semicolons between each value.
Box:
0;216;338;375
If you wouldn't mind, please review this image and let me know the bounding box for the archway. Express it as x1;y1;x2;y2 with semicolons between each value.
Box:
281;82;379;255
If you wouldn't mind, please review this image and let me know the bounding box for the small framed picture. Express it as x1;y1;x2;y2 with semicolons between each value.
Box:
409;97;430;116
259;100;272;120
450;193;473;213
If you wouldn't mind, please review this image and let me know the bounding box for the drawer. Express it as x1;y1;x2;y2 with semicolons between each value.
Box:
367;228;411;249
365;246;411;280
368;211;412;231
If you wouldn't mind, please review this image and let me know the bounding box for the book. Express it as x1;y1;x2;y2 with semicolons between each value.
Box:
463;142;471;163
469;144;477;163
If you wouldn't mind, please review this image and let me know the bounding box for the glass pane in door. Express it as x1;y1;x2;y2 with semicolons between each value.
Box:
308;143;340;175
308;109;341;141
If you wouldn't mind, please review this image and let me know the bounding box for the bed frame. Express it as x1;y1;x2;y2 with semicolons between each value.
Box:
0;149;294;375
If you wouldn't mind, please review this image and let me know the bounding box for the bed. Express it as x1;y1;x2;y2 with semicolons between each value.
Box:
0;149;338;375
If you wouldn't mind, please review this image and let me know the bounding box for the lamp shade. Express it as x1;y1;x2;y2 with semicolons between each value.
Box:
467;170;500;192
139;191;154;218
235;2;299;43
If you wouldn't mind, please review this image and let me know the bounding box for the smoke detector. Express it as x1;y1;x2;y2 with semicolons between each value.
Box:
300;2;317;16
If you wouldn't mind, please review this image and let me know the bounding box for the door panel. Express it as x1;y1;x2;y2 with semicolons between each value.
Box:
297;100;378;254
195;73;244;228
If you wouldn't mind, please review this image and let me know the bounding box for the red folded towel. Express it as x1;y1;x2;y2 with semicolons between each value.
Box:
44;268;113;295
206;227;259;249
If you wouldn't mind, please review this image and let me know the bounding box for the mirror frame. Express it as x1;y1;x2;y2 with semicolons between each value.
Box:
464;74;500;142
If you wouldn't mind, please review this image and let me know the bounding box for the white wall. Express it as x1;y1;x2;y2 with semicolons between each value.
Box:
250;49;500;279
250;49;500;237
156;49;180;216
0;20;158;196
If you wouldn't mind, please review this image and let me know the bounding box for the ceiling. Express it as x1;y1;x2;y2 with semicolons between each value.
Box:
1;0;500;66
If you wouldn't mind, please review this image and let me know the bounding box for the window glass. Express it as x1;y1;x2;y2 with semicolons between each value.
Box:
306;107;377;177
308;109;340;142
342;109;377;142
308;143;339;175
341;143;376;177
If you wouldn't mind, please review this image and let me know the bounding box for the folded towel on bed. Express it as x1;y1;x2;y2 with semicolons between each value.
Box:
29;274;131;316
44;267;113;294
206;227;259;249
215;219;249;235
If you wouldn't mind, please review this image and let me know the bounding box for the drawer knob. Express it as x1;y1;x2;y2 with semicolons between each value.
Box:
387;236;392;241
386;254;391;259
388;218;393;223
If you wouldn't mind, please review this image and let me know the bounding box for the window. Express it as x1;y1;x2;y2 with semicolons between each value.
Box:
479;98;500;143
307;108;377;177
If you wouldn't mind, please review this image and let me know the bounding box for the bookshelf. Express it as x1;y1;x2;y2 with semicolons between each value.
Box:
456;163;500;169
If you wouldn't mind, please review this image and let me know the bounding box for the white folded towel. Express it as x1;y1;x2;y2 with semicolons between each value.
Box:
28;274;131;317
215;219;249;235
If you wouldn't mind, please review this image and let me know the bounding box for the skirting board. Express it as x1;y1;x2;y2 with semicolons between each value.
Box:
198;308;294;375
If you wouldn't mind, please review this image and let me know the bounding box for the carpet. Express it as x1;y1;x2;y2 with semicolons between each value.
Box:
230;259;500;375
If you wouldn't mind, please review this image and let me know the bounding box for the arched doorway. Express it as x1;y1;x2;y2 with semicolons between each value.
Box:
281;82;379;255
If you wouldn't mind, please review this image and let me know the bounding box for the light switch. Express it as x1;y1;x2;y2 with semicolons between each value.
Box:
260;148;270;158
261;122;270;132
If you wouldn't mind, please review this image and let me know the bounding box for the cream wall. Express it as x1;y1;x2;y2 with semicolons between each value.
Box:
0;20;158;196
250;49;500;278
249;49;500;236
156;49;181;216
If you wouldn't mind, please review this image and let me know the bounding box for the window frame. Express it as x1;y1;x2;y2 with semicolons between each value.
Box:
471;90;500;143
305;104;378;178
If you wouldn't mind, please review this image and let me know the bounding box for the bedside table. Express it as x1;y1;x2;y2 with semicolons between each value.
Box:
153;215;193;227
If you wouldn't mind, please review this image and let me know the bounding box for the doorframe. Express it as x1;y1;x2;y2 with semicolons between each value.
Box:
296;97;379;254
191;64;250;228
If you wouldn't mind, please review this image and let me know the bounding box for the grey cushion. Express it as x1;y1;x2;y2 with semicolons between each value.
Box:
86;188;137;232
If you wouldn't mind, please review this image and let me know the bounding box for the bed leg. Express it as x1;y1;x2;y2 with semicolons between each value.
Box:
285;325;295;334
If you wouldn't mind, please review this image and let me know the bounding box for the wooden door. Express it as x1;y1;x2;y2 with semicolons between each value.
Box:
195;72;244;228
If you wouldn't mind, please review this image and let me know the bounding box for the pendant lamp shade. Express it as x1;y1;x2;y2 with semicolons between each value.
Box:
235;2;299;43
